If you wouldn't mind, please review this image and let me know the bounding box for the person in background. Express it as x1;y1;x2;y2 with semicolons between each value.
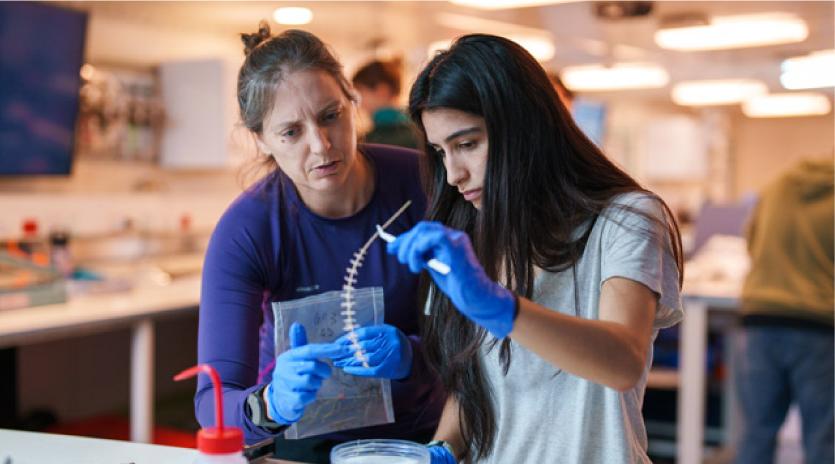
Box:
373;34;683;463
734;158;834;464
195;23;444;463
548;72;574;111
547;71;607;148
351;59;419;148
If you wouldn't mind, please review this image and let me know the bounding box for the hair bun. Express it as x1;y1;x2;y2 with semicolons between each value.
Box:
241;21;272;56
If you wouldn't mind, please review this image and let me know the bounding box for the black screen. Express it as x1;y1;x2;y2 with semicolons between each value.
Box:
0;2;87;175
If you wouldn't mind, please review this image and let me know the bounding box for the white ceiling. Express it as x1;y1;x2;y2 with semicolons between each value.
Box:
59;1;834;103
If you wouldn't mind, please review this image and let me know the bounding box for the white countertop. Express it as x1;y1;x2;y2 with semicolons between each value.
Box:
0;429;198;464
0;273;200;348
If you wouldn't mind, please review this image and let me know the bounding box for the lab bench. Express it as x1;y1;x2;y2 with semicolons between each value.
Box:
0;428;307;464
0;257;203;443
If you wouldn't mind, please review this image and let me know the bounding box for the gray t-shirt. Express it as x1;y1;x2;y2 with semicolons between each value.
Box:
478;192;683;464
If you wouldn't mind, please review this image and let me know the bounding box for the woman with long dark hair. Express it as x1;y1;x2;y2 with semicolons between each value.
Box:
388;34;684;463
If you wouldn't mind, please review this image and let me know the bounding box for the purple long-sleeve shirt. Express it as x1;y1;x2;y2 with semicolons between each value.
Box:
196;144;445;444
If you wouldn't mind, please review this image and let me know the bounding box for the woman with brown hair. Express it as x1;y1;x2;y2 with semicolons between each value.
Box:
196;24;444;463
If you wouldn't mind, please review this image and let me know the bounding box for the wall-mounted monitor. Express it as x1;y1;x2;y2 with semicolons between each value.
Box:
0;2;87;176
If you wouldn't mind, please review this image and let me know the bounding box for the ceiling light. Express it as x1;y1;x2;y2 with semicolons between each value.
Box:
560;63;669;91
510;36;555;61
433;13;554;61
671;79;768;106
273;7;312;25
427;35;554;61
79;64;95;81
436;12;550;36
743;93;832;118
781;50;835;89
449;0;577;10
655;13;808;51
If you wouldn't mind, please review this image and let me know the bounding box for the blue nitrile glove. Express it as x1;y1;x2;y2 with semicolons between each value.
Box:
267;322;351;424
428;444;457;464
387;221;517;339
331;324;414;380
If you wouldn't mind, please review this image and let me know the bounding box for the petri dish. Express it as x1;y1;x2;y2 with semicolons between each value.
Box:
330;439;430;464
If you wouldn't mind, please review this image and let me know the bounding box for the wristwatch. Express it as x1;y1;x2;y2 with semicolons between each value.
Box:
427;439;457;458
246;385;287;433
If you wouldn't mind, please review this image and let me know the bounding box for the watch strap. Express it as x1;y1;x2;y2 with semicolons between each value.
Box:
246;385;287;432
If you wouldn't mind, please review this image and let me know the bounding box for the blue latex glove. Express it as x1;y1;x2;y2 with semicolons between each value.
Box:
428;444;457;464
267;322;351;424
387;221;517;339
332;324;413;380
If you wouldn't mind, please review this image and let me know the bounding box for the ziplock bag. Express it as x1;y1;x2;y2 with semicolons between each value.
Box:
273;286;394;439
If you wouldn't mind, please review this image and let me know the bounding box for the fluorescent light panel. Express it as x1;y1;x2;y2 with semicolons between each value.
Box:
655;13;808;51
512;36;555;61
428;36;555;62
781;50;835;89
432;13;555;61
743;93;832;118
672;79;767;106
561;63;669;91
450;0;576;10
435;12;551;37
273;7;312;25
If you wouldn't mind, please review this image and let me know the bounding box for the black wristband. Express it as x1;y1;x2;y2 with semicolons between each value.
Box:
246;385;288;433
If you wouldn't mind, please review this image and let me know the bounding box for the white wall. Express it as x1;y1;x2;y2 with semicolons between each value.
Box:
158;59;236;169
0;160;240;238
730;112;835;197
604;101;730;219
603;99;834;217
85;14;242;67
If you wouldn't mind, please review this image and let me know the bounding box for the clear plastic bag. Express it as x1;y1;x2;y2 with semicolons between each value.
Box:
273;287;394;439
